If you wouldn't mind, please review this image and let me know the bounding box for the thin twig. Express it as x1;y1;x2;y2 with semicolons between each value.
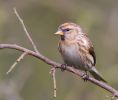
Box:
50;67;57;97
6;52;27;74
13;8;39;54
6;8;40;75
0;43;118;97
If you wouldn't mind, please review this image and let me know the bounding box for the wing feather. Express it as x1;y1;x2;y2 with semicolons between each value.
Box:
89;46;96;66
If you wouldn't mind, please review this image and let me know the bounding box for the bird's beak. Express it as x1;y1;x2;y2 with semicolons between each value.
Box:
54;30;64;35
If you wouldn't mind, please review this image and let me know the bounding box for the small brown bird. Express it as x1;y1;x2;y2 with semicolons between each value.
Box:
55;22;106;82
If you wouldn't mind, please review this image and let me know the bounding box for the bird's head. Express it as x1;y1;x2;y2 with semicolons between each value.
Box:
54;22;83;41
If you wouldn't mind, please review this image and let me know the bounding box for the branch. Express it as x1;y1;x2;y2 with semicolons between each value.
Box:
50;67;57;97
0;43;118;97
14;8;39;54
6;52;27;74
13;8;57;96
6;8;40;74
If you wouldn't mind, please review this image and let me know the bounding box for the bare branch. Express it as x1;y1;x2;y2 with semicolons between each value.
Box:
6;52;27;74
6;8;40;75
0;43;118;97
14;8;39;54
50;67;57;97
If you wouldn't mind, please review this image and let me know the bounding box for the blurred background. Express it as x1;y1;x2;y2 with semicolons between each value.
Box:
0;0;118;100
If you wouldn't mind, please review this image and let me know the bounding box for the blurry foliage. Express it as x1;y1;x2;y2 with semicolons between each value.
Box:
0;0;118;100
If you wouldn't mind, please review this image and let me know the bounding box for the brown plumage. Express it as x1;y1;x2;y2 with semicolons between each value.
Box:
55;22;106;82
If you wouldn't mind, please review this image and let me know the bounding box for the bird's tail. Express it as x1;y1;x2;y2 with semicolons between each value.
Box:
89;67;107;83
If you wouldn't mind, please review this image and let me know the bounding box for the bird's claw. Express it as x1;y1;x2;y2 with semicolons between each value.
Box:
61;64;67;71
82;72;89;82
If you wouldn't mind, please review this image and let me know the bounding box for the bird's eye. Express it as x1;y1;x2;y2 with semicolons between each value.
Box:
63;28;71;32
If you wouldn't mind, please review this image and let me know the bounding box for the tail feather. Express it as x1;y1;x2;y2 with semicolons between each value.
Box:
89;67;107;83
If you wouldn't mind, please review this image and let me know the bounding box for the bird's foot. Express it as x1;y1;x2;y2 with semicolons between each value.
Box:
61;64;67;71
82;72;89;82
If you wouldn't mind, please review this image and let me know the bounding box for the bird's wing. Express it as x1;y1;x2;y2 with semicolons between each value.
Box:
84;34;96;66
88;46;96;66
76;34;96;66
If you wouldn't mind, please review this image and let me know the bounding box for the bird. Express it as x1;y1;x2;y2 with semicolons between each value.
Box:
54;22;107;82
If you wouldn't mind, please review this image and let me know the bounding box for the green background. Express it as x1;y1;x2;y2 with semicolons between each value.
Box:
0;0;118;100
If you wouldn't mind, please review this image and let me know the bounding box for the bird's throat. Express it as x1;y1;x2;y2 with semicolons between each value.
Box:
61;35;65;41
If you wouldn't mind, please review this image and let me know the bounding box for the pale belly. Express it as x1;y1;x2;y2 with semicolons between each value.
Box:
61;44;86;70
